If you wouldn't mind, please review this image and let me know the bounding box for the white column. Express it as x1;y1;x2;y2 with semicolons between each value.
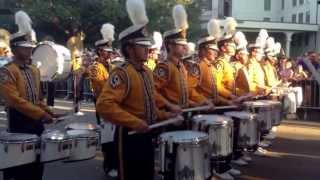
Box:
284;32;294;57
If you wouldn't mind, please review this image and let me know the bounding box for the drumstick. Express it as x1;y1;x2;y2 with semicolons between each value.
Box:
182;105;237;113
128;116;184;135
53;115;73;124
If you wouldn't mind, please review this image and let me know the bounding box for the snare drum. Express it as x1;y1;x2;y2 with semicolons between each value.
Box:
40;130;72;162
158;131;210;180
0;132;39;170
32;41;71;82
258;100;283;126
243;101;273;133
224;111;259;148
192;115;233;157
65;122;101;144
65;130;98;161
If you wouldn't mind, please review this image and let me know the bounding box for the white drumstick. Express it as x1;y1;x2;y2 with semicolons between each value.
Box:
129;116;184;135
182;105;237;113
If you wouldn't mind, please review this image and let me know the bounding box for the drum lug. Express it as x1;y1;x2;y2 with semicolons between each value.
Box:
4;142;8;153
58;142;62;152
21;142;25;153
42;142;46;151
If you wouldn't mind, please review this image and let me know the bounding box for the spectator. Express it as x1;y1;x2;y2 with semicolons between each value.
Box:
279;60;294;82
293;64;309;81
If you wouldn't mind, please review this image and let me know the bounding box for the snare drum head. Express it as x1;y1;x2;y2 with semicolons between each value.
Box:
160;130;208;143
65;123;98;131
0;132;39;142
224;111;255;120
192;114;233;125
42;130;69;141
243;101;271;107
66;130;94;138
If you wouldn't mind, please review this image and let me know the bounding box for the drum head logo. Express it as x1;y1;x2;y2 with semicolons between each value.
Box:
110;74;122;88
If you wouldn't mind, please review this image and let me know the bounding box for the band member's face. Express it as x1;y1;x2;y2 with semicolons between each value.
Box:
171;43;188;58
99;49;111;60
225;42;236;56
14;46;33;63
133;45;149;62
239;52;248;64
148;49;159;60
206;49;218;62
250;48;258;57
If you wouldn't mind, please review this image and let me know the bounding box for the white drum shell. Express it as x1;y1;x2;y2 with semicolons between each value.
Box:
65;130;98;161
224;111;260;148
40;130;72;162
258;100;283;126
0;133;39;170
158;131;210;180
243;101;273;132
192;115;234;157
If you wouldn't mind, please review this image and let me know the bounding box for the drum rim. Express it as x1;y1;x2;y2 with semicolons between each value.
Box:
192;114;233;125
159;130;209;144
224;111;256;120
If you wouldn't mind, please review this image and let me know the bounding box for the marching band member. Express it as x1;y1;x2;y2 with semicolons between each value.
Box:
248;29;270;95
96;0;177;179
89;23;118;177
0;11;54;180
145;31;162;71
67;30;86;115
233;31;256;98
195;19;221;104
154;4;191;109
214;17;241;106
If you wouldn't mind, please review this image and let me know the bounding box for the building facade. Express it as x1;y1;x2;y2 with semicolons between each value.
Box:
200;0;320;57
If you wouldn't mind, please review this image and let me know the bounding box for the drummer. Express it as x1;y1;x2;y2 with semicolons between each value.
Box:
0;11;56;180
154;5;195;110
96;0;178;179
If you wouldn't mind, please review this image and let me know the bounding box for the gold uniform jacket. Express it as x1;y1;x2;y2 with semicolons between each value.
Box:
153;60;189;108
248;57;266;92
261;61;280;87
88;61;109;97
0;62;52;120
96;62;169;130
233;61;254;96
213;56;235;99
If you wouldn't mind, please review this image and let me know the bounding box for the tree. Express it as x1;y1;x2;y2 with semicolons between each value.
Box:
4;0;202;46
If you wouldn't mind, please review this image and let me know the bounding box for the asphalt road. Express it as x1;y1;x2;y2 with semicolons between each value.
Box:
0;99;319;180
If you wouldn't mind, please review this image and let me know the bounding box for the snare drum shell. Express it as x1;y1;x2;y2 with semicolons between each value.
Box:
65;135;98;162
192;115;234;157
40;139;72;162
224;112;260;148
0;141;38;169
158;131;210;180
243;102;273;132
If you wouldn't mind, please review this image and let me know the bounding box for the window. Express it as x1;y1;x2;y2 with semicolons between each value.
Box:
264;0;271;11
298;13;304;23
305;33;309;46
263;17;271;22
306;11;310;23
282;0;285;10
292;0;297;6
299;0;304;5
292;14;297;23
281;17;284;22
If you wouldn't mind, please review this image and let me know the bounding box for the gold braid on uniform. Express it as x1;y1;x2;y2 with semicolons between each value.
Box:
140;70;157;124
177;63;188;107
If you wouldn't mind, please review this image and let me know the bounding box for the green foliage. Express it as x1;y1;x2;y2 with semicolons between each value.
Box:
3;0;202;46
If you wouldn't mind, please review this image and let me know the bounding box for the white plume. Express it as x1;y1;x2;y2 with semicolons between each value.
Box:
15;10;33;34
100;23;115;42
173;4;189;30
266;37;275;50
274;42;282;54
234;31;247;48
258;29;269;41
153;31;163;50
224;17;237;35
126;0;149;26
207;18;221;39
31;29;37;42
187;42;195;53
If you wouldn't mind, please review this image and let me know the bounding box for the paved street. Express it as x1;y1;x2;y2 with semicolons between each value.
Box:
0;99;319;180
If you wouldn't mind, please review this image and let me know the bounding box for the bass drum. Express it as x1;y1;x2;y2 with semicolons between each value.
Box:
32;41;71;82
